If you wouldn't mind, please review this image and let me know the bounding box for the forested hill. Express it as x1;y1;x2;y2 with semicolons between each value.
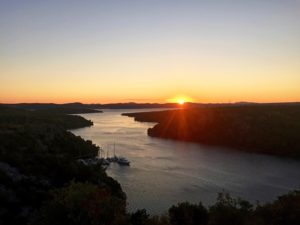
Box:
0;107;125;225
0;106;95;129
123;104;300;158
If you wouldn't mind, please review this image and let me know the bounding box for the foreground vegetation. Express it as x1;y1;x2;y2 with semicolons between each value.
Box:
1;106;299;225
0;107;125;225
130;190;300;225
123;103;300;158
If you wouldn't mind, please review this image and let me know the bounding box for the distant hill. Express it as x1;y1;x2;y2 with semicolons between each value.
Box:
0;102;179;110
94;102;179;109
2;101;300;111
0;103;102;114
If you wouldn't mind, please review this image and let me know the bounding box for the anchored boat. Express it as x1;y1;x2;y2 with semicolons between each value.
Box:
116;156;130;166
103;143;131;166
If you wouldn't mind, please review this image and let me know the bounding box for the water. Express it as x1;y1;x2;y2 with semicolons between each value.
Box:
71;109;300;214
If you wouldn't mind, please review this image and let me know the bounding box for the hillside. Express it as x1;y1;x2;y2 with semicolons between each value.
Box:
123;104;300;158
0;107;125;224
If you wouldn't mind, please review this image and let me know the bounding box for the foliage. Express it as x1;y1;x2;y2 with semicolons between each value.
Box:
34;181;127;225
208;192;253;225
0;107;125;225
168;202;208;225
174;191;299;225
253;190;300;225
130;209;149;225
124;104;300;157
142;190;300;225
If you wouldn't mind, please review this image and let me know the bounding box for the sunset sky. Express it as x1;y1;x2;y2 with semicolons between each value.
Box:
1;0;299;103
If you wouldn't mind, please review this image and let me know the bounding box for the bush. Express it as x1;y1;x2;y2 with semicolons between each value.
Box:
169;202;208;225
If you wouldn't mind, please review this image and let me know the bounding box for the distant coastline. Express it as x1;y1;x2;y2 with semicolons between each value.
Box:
2;101;300;110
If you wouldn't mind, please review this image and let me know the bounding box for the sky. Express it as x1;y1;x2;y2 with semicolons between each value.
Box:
1;0;300;103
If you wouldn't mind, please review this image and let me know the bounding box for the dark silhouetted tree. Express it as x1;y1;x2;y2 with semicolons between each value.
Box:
169;202;208;225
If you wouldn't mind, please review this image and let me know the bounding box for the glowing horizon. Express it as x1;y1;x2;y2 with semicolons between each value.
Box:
1;1;299;104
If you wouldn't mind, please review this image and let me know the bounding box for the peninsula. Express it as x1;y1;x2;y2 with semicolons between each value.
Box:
123;103;300;158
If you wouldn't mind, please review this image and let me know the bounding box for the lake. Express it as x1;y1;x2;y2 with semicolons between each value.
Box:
71;109;300;214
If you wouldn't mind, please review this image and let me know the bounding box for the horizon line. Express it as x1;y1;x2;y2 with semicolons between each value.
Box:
1;101;300;105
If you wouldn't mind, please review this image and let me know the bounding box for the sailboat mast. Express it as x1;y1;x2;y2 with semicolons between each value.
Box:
114;143;116;157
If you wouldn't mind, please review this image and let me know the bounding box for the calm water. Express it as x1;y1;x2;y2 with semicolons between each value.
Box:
72;109;300;214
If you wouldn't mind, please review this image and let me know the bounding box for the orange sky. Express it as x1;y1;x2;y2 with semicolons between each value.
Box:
1;1;300;104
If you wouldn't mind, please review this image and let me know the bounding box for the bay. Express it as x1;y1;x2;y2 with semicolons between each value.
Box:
71;109;300;214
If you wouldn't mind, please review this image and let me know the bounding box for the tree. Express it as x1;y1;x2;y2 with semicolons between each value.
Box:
34;181;127;225
130;209;149;225
208;192;252;225
169;202;208;225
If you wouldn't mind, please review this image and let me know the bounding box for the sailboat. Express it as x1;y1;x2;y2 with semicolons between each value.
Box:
108;143;130;166
117;157;130;166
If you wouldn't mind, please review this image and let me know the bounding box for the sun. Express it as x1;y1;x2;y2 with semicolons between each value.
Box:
167;95;194;105
178;99;185;105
